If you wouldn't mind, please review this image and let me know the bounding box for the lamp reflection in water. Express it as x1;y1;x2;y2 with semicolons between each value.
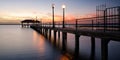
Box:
59;53;72;60
33;31;71;60
33;31;45;54
60;55;69;60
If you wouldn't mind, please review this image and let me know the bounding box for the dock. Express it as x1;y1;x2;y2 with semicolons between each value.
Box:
23;6;120;60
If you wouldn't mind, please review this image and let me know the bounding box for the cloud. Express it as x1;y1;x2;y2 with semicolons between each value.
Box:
78;13;96;19
40;13;76;23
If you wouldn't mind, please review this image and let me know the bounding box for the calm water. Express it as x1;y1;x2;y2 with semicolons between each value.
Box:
0;25;69;60
0;25;120;60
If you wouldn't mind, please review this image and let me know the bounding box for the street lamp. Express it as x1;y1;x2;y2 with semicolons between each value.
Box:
62;4;66;28
52;4;55;28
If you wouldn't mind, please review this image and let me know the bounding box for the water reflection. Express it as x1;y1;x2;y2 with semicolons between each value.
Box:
0;25;70;60
60;55;69;60
33;31;45;55
1;25;120;60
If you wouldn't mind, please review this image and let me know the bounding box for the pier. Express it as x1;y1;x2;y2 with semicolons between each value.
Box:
28;6;120;60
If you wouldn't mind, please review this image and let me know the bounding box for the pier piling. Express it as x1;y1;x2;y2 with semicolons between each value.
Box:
101;38;110;60
90;37;95;60
62;32;67;52
53;30;57;46
74;34;80;60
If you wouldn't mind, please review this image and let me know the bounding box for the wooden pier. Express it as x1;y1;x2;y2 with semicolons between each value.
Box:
26;6;120;60
30;24;120;60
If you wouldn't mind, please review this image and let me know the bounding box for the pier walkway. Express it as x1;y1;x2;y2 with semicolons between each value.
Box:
30;23;120;60
28;6;120;60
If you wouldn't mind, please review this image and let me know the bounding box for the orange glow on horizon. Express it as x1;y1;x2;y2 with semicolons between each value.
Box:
0;11;95;24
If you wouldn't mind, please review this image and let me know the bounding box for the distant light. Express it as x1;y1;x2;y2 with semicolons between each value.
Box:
62;4;66;8
52;4;55;8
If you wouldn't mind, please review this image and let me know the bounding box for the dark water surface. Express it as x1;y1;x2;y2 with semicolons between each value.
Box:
0;25;120;60
0;25;69;60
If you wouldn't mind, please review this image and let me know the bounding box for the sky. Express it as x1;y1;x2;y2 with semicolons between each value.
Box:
0;0;120;24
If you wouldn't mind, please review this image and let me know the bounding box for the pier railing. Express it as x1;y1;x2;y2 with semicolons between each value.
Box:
30;6;120;60
41;14;120;32
40;6;120;32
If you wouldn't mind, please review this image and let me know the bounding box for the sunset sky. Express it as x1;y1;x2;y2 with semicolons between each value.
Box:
0;0;120;24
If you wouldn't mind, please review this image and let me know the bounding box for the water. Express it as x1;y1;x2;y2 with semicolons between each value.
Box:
0;25;69;60
0;25;120;60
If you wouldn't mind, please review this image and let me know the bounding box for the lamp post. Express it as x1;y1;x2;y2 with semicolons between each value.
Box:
52;4;55;28
62;4;66;28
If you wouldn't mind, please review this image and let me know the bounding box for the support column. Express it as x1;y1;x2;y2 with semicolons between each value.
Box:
40;28;42;33
43;29;45;36
62;32;67;52
54;30;57;46
90;37;95;60
74;34;80;60
27;22;29;28
45;29;46;37
58;31;60;47
49;29;51;40
41;28;43;34
101;38;110;60
43;28;44;35
44;29;46;36
45;29;48;39
21;23;23;27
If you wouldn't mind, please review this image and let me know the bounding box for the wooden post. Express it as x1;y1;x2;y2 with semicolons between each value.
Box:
45;29;48;39
74;34;80;60
54;30;57;46
49;29;51;41
104;9;107;32
45;29;46;37
42;28;43;35
92;20;94;30
58;31;60;47
76;19;78;30
43;29;45;36
118;7;120;31
40;27;42;33
42;28;43;34
21;22;23;27
62;32;67;52
90;37;95;60
27;23;29;28
101;38;109;60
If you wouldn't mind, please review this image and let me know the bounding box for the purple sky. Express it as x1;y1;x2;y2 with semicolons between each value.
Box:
0;0;120;24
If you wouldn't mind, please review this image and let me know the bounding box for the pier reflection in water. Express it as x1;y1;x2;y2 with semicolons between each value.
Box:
0;25;69;60
0;25;120;60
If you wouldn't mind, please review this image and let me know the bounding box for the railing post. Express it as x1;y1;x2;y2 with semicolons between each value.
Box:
118;7;120;31
76;19;78;30
104;9;107;32
92;20;94;30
